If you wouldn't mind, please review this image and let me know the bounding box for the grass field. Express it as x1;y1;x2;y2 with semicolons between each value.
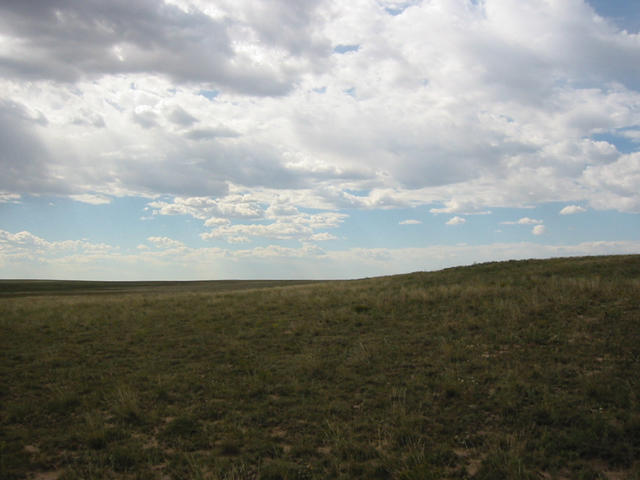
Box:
0;280;318;298
1;255;639;479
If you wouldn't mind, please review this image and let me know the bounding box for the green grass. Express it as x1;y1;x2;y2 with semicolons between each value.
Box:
1;255;639;479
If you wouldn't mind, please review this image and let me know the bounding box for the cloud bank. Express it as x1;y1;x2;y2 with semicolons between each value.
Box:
0;0;638;212
2;228;640;280
0;0;638;278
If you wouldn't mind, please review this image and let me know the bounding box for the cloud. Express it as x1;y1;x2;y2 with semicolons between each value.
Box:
147;236;186;249
71;111;106;128
150;195;264;221
204;217;232;227
69;194;111;205
168;106;198;127
532;225;546;236
0;0;638;214
560;205;587;215
265;203;299;218
185;126;238;141
399;219;421;225
0;99;56;195
0;0;327;96
310;232;337;241
131;106;159;129
200;211;348;243
0;193;20;203
502;217;543;225
3;227;640;280
582;153;640;212
0;229;114;257
227;236;250;244
430;199;491;215
620;129;640;141
446;216;466;226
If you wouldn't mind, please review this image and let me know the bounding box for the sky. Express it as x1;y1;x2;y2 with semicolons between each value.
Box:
0;0;639;280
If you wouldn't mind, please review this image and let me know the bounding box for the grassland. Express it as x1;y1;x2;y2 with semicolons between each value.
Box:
1;255;639;479
0;280;318;298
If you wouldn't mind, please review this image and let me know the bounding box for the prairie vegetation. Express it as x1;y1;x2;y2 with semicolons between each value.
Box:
1;255;639;479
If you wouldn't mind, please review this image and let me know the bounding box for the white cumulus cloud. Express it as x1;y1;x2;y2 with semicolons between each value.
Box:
532;225;546;236
147;237;186;249
560;205;587;215
446;216;466;226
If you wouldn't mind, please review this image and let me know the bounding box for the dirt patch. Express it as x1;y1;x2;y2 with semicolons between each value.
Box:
454;448;485;477
270;427;287;438
33;470;64;480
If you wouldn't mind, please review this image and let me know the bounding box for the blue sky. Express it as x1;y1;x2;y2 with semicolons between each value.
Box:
0;0;639;280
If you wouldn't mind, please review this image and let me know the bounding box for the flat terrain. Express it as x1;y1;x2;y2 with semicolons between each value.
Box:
1;255;639;479
0;280;318;298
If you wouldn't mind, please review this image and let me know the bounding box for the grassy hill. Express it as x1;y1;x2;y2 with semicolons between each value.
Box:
1;255;639;479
